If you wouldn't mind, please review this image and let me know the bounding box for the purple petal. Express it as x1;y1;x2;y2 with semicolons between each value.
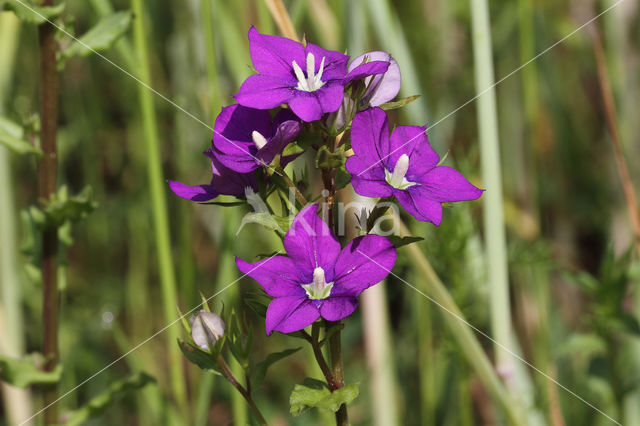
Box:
305;43;349;81
205;150;258;197
388;125;438;179
333;235;396;296
284;204;340;281
288;91;322;122
350;108;391;166
235;74;294;110
348;51;402;106
344;60;390;84
345;156;392;198
320;297;358;321
235;256;304;298
168;180;218;202
315;82;346;115
248;26;305;77
265;296;320;335
393;187;443;225
417;166;484;202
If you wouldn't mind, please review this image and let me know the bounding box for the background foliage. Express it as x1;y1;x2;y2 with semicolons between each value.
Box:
1;0;640;425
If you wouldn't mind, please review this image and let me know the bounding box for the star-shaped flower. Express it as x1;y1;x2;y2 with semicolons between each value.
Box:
346;108;483;225
234;27;389;122
212;104;302;173
236;204;396;335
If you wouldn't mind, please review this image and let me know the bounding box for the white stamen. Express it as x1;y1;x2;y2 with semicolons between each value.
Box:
385;154;418;190
292;60;309;91
292;53;327;92
251;130;268;150
301;267;334;300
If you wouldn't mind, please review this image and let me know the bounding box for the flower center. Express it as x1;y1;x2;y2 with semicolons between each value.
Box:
292;53;326;92
251;130;268;150
301;267;334;300
385;154;418;190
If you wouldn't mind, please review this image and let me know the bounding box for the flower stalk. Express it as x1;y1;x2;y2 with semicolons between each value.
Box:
37;1;60;422
215;355;268;426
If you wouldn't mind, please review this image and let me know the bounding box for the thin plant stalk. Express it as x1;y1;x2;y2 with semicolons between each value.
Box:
361;281;399;426
0;11;33;425
399;220;525;425
37;0;60;422
469;0;515;383
263;0;298;41
130;0;187;411
364;0;431;134
592;29;640;259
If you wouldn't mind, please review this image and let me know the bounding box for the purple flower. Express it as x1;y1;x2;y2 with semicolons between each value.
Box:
234;27;351;122
212;104;302;173
236;204;396;335
346;108;483;225
347;51;401;107
169;149;258;201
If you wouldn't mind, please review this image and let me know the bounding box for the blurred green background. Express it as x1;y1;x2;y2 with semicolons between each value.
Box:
1;0;640;425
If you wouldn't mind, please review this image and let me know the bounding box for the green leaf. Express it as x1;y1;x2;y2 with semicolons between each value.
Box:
177;339;222;373
315;145;346;169
199;200;246;207
0;117;41;156
31;185;97;230
251;347;301;388
62;372;155;426
60;11;132;60
387;235;424;248
379;95;421;111
0;353;62;388
244;291;270;318
289;380;359;417
334;166;351;191
1;0;65;24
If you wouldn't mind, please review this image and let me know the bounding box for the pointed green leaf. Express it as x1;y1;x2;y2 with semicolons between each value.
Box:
379;95;421;111
251;347;301;388
0;353;62;388
1;0;65;24
61;11;133;60
387;235;424;248
62;372;155;426
0;117;41;156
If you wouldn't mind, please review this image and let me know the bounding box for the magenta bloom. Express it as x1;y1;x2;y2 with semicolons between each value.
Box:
346;108;483;225
212;104;302;173
234;27;389;122
348;51;401;107
236;204;396;335
169;150;258;201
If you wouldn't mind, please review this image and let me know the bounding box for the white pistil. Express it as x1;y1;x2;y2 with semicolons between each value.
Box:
251;130;268;150
292;52;327;92
385;154;418;190
301;267;334;300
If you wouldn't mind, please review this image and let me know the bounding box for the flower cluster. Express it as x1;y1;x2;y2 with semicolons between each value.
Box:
170;27;483;335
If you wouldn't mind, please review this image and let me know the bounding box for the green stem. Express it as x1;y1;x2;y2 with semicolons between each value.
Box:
0;11;33;425
327;324;348;426
216;356;268;426
304;326;338;390
37;1;60;422
469;0;514;381
130;0;187;411
399;221;524;425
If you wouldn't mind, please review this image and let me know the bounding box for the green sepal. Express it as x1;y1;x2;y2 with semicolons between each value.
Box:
315;145;346;169
177;339;223;374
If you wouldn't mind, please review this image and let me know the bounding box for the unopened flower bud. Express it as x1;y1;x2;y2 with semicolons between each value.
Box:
190;310;225;351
